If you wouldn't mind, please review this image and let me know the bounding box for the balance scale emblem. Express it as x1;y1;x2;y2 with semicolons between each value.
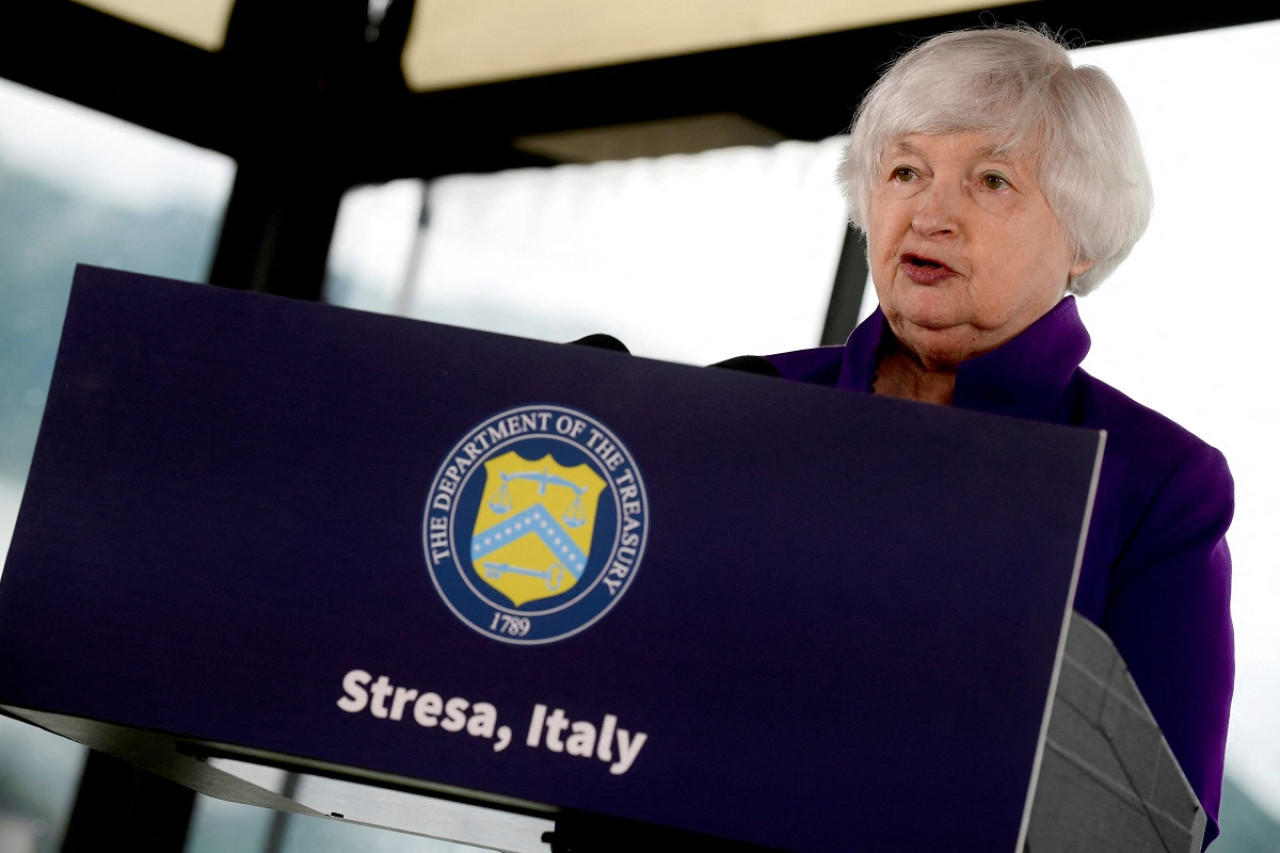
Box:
469;451;606;607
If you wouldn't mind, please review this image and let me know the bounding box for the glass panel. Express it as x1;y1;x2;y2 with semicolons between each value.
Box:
328;137;848;366
0;74;234;851
0;715;84;853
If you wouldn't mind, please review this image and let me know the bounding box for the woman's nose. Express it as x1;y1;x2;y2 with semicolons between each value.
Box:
911;182;961;238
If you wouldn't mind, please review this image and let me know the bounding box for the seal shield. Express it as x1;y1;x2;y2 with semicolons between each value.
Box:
423;405;648;644
470;452;606;607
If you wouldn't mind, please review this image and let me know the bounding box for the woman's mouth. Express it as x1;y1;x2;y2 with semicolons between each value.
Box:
901;253;956;284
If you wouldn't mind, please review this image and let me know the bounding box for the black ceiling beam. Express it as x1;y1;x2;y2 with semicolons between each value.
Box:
4;1;1277;188
206;0;414;297
0;2;227;153
379;0;1280;179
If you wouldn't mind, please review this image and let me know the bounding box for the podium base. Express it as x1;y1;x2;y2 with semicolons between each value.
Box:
1027;614;1206;853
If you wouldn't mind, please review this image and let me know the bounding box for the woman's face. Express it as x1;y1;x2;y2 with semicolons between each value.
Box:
867;131;1092;369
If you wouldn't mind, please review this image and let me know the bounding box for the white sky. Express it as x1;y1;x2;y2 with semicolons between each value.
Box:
330;138;849;363
1072;24;1280;815
0;76;234;211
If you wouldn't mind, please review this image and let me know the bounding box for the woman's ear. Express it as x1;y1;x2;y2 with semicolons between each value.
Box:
1069;257;1097;279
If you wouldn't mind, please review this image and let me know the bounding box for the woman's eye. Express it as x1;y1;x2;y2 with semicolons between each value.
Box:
891;166;918;182
981;173;1010;190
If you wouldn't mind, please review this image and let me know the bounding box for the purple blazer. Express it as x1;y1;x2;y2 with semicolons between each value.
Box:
768;296;1234;847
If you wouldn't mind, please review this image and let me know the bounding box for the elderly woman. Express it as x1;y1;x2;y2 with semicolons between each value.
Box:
768;27;1233;847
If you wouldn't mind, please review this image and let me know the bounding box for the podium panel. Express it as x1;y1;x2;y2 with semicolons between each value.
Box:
0;266;1107;852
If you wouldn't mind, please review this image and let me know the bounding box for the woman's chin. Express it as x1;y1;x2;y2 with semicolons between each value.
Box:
890;319;980;369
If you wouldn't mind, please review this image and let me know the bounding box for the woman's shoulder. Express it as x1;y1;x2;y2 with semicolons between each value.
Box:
764;345;845;386
1069;368;1233;501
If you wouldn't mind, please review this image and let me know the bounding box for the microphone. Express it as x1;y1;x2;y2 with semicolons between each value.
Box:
567;333;631;354
707;355;781;377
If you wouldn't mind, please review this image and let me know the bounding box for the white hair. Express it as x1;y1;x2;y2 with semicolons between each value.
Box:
839;26;1153;294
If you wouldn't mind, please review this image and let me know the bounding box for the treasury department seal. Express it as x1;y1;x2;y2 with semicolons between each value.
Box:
423;404;649;644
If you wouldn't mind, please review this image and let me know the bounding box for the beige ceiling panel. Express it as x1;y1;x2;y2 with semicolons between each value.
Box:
404;0;1020;91
72;0;235;51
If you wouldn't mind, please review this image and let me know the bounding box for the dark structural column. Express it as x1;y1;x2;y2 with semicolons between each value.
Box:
60;751;195;853
209;0;416;300
821;226;869;345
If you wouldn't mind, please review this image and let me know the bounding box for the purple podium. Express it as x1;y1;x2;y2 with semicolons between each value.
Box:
0;266;1203;852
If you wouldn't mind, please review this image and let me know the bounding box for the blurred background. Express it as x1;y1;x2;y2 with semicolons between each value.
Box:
1;2;1277;851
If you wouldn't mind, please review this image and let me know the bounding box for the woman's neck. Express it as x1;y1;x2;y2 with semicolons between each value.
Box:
872;342;957;406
